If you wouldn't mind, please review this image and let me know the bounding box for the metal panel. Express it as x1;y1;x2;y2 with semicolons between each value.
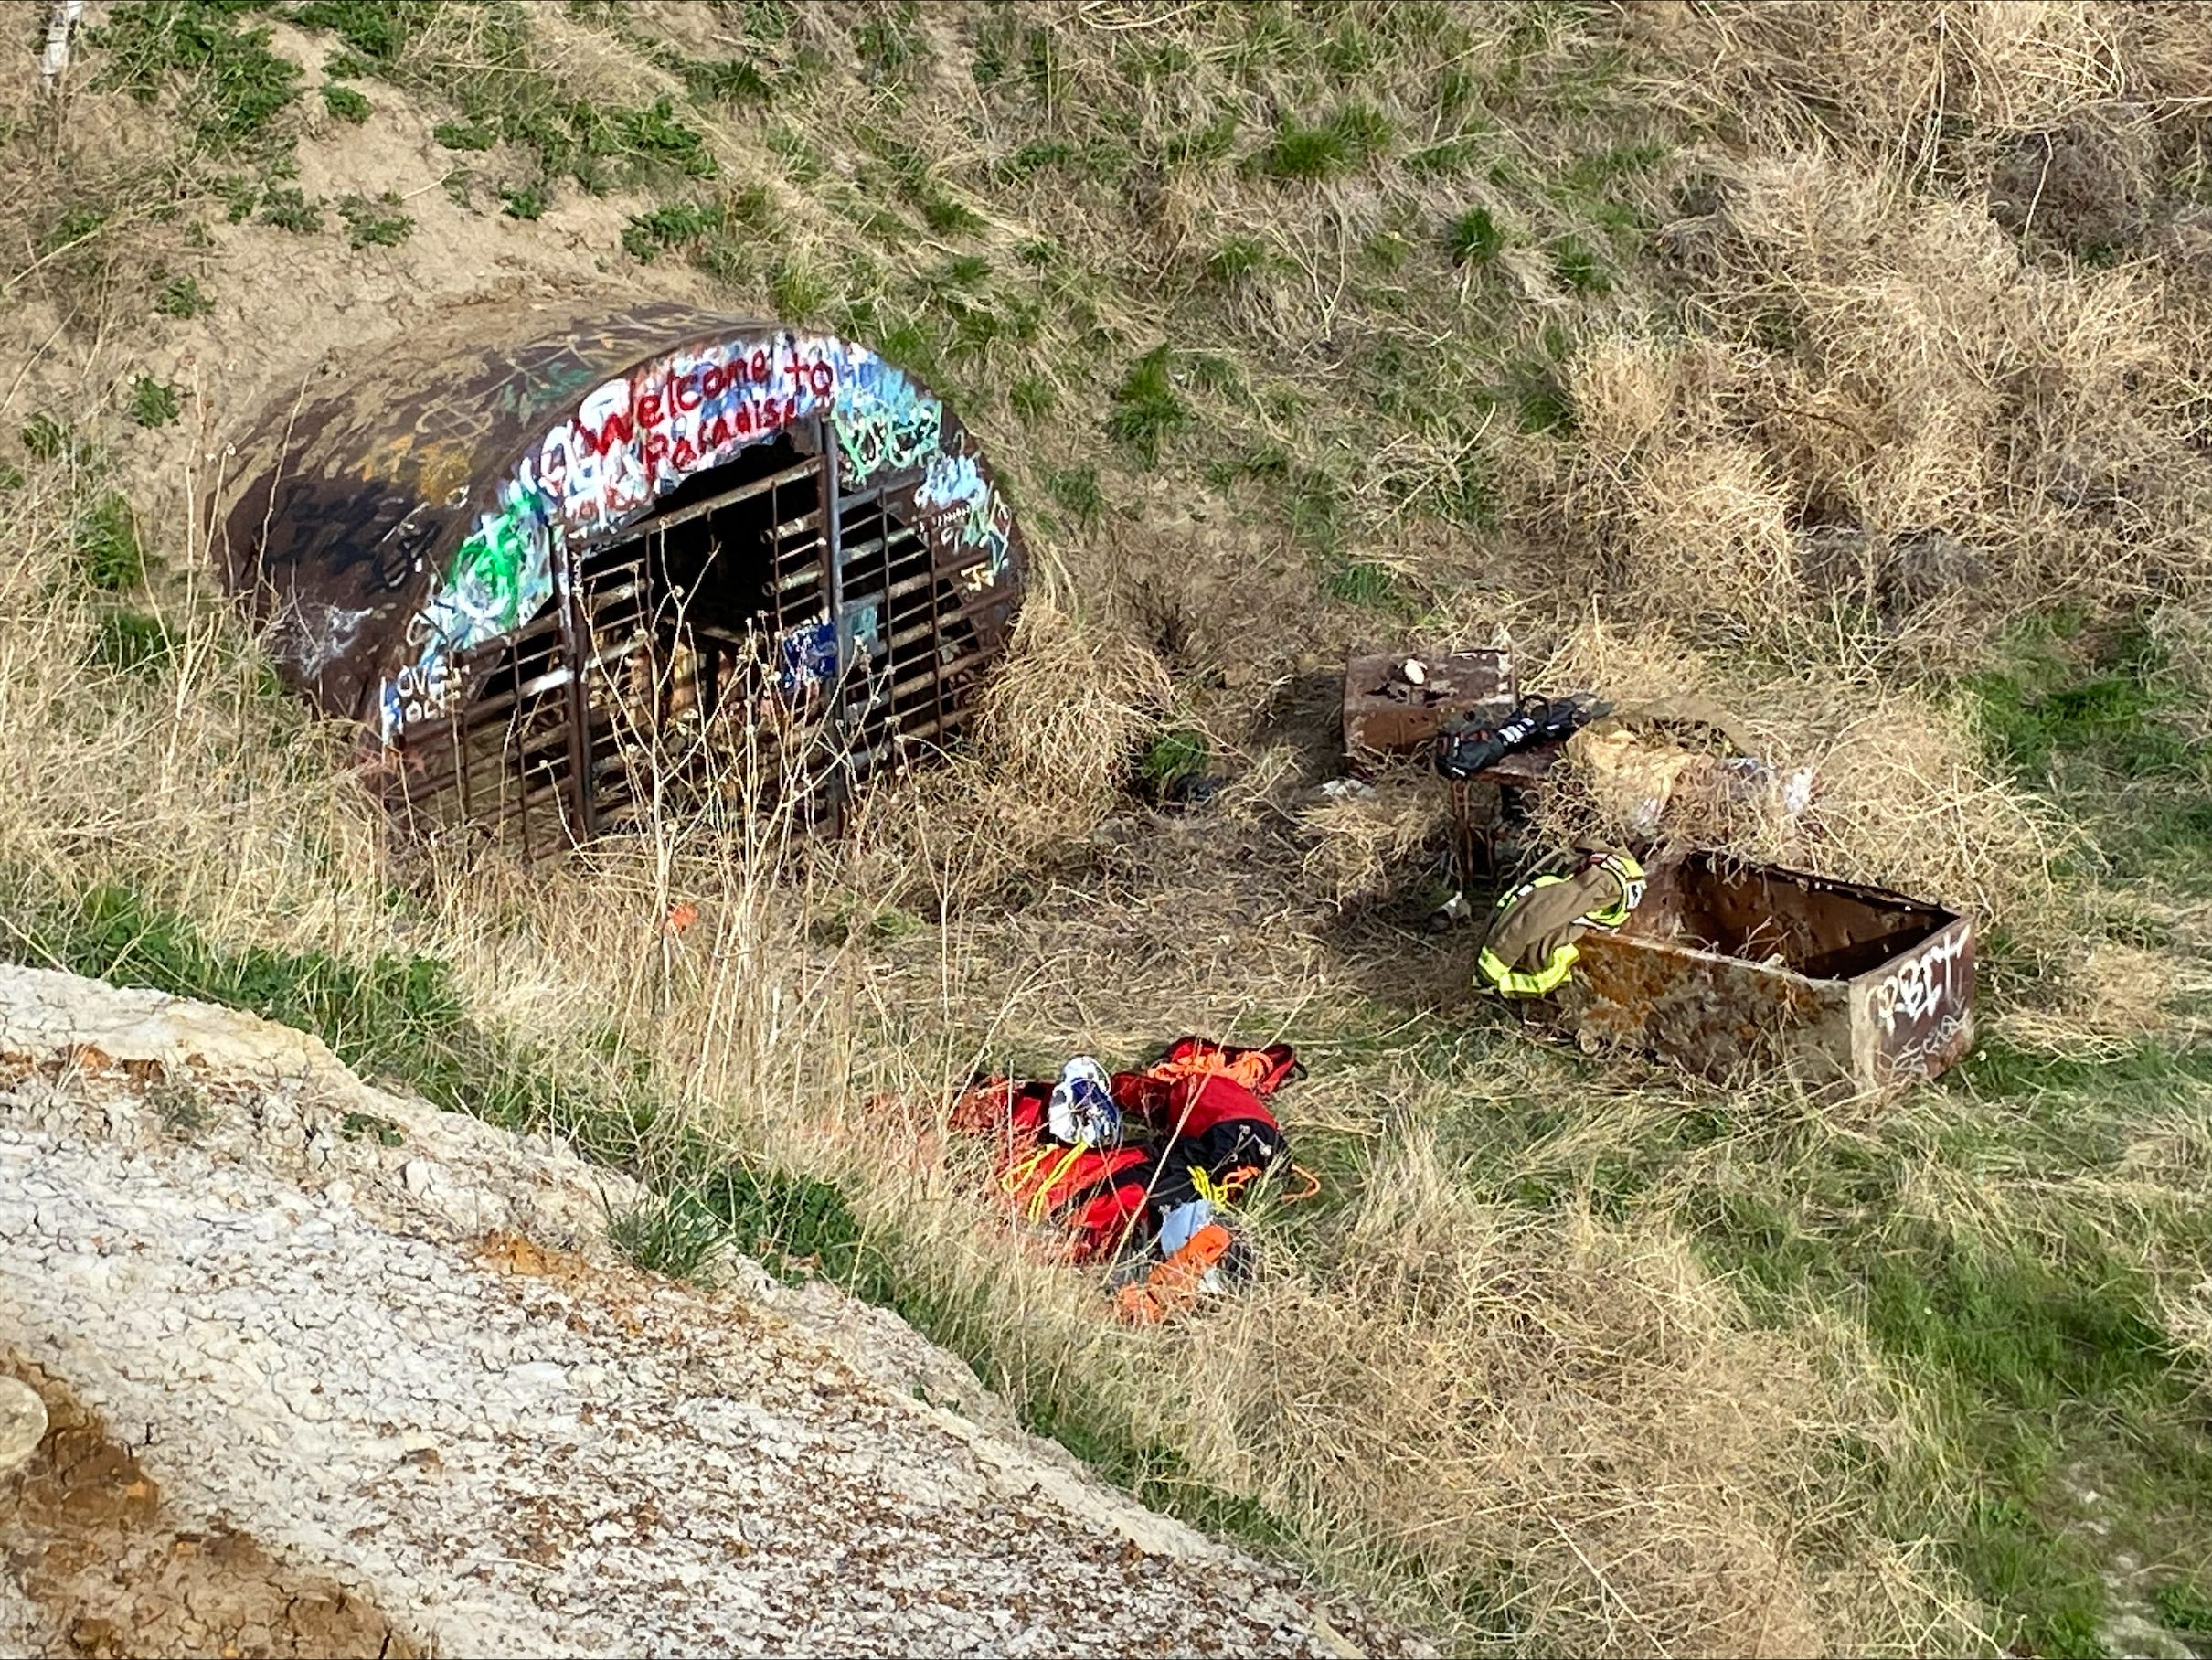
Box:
1547;853;1976;1091
1344;649;1515;761
219;305;1028;856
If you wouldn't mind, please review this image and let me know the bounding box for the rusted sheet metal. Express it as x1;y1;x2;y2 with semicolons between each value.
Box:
219;303;697;727
1343;648;1515;761
1548;853;1975;1090
217;301;1026;851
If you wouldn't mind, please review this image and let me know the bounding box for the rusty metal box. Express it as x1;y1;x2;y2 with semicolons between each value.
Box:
1343;649;1515;762
1549;853;1975;1090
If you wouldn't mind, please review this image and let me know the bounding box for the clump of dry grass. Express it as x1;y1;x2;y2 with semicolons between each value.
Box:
1641;3;2133;166
1517;620;2068;942
1297;766;1450;908
965;572;1172;817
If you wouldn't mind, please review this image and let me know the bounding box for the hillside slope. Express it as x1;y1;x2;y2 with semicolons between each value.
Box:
5;3;2212;1656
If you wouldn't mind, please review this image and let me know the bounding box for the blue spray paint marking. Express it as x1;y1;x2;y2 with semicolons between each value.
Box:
833;353;942;483
778;619;839;693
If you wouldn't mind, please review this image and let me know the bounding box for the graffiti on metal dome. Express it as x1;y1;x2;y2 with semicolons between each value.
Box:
380;333;1011;739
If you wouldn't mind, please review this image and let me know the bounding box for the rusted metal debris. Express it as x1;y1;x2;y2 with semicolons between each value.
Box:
1549;853;1976;1090
1342;648;1515;762
218;301;1026;857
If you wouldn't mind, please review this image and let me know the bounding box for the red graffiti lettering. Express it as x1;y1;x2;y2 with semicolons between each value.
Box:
706;412;731;449
701;363;726;399
783;353;807;394
643;432;670;476
750;348;771;383
672;436;697;470
808;361;835;398
675;371;702;412
583;410;633;456
637;390;664;427
734;405;754;438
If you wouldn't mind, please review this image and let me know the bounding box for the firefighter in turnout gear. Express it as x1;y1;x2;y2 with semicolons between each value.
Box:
1476;848;1646;996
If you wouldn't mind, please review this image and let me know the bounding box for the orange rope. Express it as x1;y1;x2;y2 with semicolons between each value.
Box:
1278;1163;1323;1204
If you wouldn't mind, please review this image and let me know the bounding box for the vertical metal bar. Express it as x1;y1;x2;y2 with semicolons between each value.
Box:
451;703;473;831
880;499;897;740
769;474;785;637
552;522;597;841
819;415;847;831
928;521;946;745
514;716;534;867
823;415;845;684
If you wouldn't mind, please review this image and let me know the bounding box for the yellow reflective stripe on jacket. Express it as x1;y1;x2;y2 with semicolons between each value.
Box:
1477;941;1579;996
1581;852;1647;930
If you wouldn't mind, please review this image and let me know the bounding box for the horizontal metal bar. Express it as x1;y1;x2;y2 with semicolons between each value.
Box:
835;522;922;563
583;577;646;609
887;585;1008;653
888;644;992;706
835;469;923;514
626;457;822;539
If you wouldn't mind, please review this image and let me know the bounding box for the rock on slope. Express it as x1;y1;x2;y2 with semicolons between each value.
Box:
0;964;1402;1658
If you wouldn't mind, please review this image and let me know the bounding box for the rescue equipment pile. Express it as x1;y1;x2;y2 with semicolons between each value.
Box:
945;1038;1312;1325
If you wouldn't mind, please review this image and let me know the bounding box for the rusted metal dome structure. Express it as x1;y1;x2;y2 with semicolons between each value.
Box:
219;301;1026;855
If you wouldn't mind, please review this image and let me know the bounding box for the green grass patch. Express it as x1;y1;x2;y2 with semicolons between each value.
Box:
38;203;108;258
432;118;495;152
21;413;85;466
291;0;429;65
258;187;322;233
1043;466;1102;529
1326;559;1400;609
1105;345;1194;468
1205;234;1272;284
90;0;303;151
339;1108;405;1146
1257;104;1392;180
320;82;371;123
1406;134;1485;178
1008;375;1055;420
613;96;718;181
622;201;718;261
336;191;411;248
1968;616;2212;893
129;376;183;428
2154;1580;2212;1640
154;273;214;317
1444;205;1503;266
1498;356;1575;433
77;495;145;591
610;1190;728;1281
90;610;175;675
682;58;771;106
1137;727;1209;797
1550;234;1611;293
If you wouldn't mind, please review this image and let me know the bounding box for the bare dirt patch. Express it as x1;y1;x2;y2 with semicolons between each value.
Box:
0;1356;420;1660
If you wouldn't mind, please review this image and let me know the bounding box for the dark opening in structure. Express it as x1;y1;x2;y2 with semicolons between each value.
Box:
218;303;1026;858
